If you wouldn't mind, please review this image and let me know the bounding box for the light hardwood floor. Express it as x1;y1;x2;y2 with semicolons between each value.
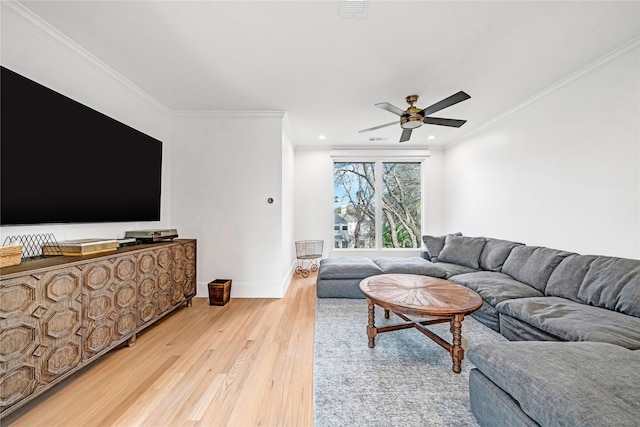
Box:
4;272;317;427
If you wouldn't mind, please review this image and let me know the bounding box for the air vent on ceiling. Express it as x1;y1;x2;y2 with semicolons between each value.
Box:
340;0;367;18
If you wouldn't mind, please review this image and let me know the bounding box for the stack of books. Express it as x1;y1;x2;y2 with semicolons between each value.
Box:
43;239;119;256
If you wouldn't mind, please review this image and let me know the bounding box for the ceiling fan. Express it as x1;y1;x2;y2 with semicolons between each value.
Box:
359;91;471;143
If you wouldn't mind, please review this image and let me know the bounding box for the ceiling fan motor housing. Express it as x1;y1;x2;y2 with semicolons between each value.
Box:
400;114;423;129
401;98;424;129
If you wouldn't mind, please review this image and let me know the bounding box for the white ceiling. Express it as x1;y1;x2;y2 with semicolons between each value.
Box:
18;1;640;147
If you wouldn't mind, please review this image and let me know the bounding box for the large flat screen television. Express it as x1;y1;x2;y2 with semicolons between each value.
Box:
1;66;163;226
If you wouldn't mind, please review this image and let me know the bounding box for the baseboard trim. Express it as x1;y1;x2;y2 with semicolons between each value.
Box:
195;263;295;299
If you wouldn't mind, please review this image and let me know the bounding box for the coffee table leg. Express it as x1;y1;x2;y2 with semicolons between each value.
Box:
366;297;377;348
450;314;464;373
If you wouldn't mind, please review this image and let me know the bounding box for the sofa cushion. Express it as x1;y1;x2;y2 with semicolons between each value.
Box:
433;262;478;279
421;232;461;262
449;271;543;307
495;296;640;349
545;255;640;318
545;254;598;302
438;235;486;269
479;238;524;272
499;314;563;342
373;257;446;278
579;256;640;318
467;341;640;427
501;246;574;292
317;257;383;280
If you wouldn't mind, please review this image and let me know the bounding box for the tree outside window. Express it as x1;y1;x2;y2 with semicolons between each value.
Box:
334;161;422;249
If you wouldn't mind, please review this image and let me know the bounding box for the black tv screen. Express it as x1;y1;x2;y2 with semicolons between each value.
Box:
1;66;162;226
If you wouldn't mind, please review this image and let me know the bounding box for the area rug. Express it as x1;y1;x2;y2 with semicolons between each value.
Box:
313;298;507;427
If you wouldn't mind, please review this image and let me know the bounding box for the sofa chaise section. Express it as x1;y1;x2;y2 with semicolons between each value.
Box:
468;341;640;427
316;256;383;298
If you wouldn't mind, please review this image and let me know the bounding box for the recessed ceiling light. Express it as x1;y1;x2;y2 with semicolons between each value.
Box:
427;135;436;140
318;134;326;140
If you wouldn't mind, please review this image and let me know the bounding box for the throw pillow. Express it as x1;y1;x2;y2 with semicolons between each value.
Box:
422;232;462;262
438;235;487;269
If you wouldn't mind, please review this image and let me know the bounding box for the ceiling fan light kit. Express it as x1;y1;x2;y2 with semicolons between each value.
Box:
360;91;471;143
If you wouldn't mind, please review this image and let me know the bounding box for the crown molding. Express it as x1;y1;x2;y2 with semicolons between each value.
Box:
1;1;170;115
449;36;640;147
170;110;286;118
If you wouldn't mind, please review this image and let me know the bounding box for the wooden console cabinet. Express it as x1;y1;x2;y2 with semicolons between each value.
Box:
0;239;196;418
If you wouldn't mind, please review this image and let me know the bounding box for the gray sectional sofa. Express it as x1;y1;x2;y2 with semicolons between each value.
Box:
316;233;640;426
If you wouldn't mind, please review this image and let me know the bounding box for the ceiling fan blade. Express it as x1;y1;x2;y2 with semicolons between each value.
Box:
358;121;399;133
419;91;470;117
423;117;467;127
375;102;406;116
399;128;412;143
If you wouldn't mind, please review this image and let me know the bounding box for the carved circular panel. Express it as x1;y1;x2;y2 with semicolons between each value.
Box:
116;313;136;336
87;296;111;320
0;365;36;405
139;277;156;297
85;265;111;290
46;308;80;339
138;253;156;274
157;250;171;268
185;263;195;276
139;303;155;323
115;259;136;280
158;294;171;312
185;243;195;259
184;282;195;295
172;267;185;283
0;283;35;316
46;342;80;375
45;273;80;302
158;272;171;291
172;246;185;262
116;286;136;308
0;325;36;363
172;287;184;304
86;325;111;353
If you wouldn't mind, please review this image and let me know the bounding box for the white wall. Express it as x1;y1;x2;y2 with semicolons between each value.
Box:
2;4;296;298
293;147;447;258
281;116;296;287
170;113;293;298
0;3;171;243
444;44;640;258
294;148;334;257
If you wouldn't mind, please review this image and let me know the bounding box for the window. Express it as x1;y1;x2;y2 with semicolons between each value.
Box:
333;159;423;249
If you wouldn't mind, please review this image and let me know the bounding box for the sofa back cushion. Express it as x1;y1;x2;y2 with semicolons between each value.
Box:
502;246;574;292
479;238;524;272
438;235;486;269
422;232;461;262
545;254;598;302
579;256;640;318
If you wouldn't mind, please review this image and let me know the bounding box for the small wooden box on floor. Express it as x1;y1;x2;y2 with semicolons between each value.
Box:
208;279;232;306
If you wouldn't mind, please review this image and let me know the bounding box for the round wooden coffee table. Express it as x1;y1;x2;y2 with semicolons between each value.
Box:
359;273;483;373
